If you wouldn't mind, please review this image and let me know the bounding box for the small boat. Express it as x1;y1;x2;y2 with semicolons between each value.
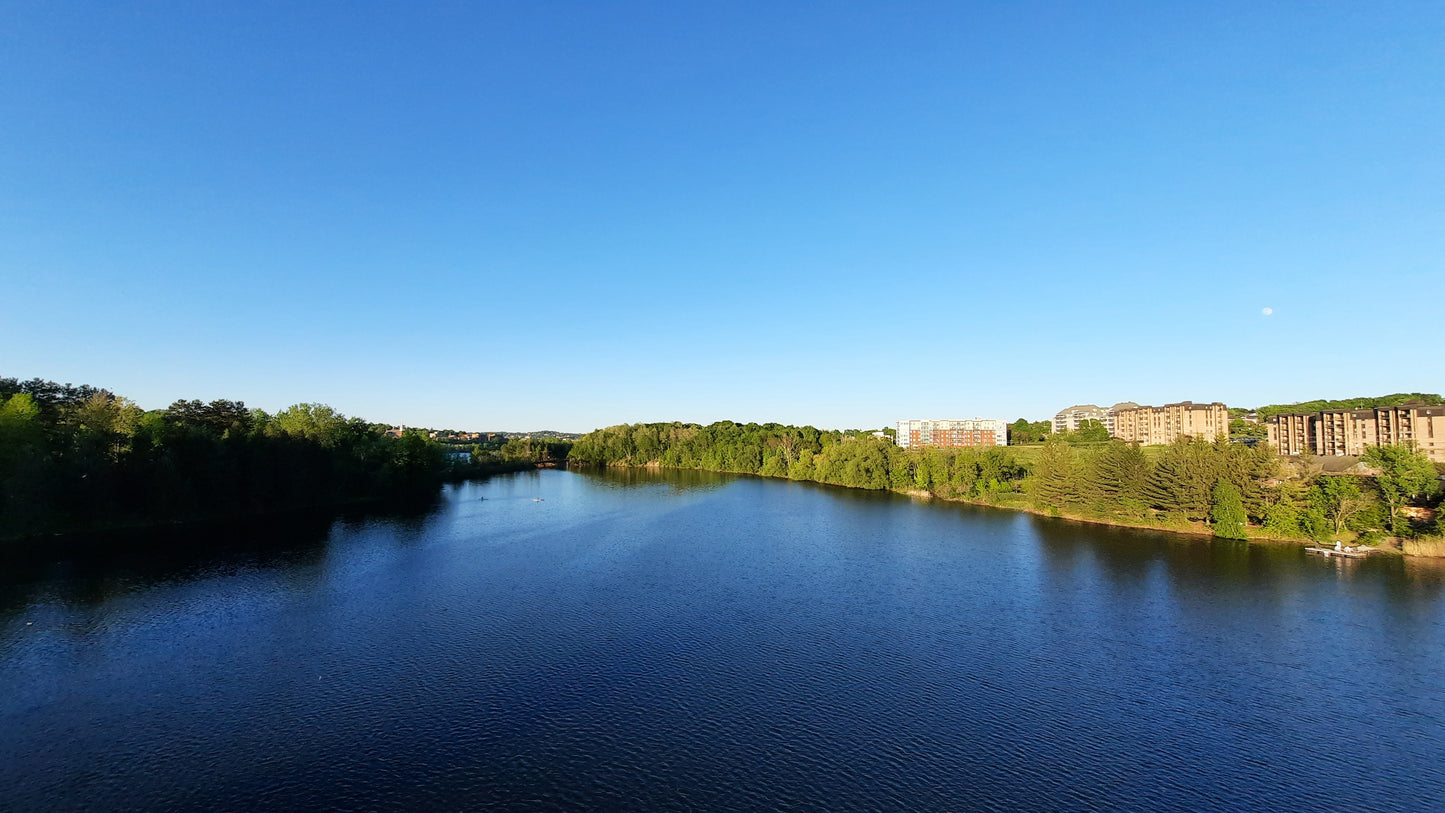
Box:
533;498;544;502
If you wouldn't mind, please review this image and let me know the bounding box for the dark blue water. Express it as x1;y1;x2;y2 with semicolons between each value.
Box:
3;468;1443;811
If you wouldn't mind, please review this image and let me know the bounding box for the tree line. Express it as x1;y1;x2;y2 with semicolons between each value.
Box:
1253;393;1442;420
571;421;1444;545
570;421;1029;496
1028;436;1276;538
0;377;538;541
478;438;573;467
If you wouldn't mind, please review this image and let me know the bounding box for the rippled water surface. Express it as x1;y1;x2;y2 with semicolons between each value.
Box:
3;469;1444;811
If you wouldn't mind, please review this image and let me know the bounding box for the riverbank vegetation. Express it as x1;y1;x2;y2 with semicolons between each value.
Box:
571;422;1444;552
0;377;560;542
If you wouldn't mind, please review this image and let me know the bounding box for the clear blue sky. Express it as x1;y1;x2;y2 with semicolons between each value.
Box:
2;2;1441;431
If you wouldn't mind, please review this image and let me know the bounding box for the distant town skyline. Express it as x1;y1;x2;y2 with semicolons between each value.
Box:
3;3;1440;431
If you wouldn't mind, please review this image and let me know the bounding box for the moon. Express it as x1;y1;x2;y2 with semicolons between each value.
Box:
1261;307;1273;316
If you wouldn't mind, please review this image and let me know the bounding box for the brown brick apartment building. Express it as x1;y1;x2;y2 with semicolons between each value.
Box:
1109;401;1230;445
1266;404;1445;463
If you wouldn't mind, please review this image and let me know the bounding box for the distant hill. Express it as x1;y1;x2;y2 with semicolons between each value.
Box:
1255;393;1443;419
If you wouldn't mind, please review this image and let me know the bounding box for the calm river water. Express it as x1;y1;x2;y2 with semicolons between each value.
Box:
3;468;1444;811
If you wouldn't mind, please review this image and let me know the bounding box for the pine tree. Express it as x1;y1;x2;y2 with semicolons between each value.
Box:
1143;438;1216;518
1212;480;1248;539
1031;437;1079;508
1094;440;1149;502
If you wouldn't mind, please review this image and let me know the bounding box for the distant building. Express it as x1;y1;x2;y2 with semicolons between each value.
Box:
896;419;1008;449
1053;404;1107;436
1106;402;1141;434
1266;404;1445;463
1110;401;1229;445
1053;402;1141;436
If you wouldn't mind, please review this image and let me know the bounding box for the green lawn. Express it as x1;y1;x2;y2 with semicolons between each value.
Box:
1005;442;1168;465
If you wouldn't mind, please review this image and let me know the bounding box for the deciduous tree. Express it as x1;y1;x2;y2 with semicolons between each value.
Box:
1363;444;1439;533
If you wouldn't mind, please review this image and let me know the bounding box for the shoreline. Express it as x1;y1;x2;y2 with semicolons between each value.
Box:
582;462;1433;558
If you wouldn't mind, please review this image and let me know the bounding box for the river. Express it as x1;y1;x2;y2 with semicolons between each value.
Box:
2;468;1443;811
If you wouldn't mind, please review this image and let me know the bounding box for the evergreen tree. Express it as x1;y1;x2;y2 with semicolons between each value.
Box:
1143;438;1216;519
1031;438;1080;509
1263;501;1301;537
1093;440;1149;503
1211;480;1248;539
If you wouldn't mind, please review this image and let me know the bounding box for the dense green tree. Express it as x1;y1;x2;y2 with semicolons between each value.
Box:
1255;393;1442;420
976;448;1026;497
0;378;472;541
948;452;981;496
0;393;51;529
567;420;1336;544
1008;418;1051;444
166;399;253;435
1070;419;1110;443
1031;438;1082;509
0;392;44;452
788;449;815;481
1;377;104;426
388;430;448;487
570;420;1030;497
270;403;351;445
1363;444;1439;533
1093;440;1149;503
1211;480;1248;539
1264;501;1301;536
1142;438;1218;519
1299;506;1332;541
1309;476;1369;535
1229;418;1267;439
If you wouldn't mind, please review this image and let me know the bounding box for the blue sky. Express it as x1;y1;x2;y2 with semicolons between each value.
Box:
2;2;1441;431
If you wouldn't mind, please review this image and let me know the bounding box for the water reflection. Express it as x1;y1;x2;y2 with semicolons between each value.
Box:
7;470;1442;623
0;498;447;621
571;464;735;493
2;469;1442;812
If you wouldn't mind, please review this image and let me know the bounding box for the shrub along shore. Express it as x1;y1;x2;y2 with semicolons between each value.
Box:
570;421;1445;556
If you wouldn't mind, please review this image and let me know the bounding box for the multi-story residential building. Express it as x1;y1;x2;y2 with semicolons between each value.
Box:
1110;401;1230;445
1271;412;1313;456
1053;404;1107;435
1053;402;1142;436
896;419;1009;449
1105;402;1140;435
1265;404;1445;463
